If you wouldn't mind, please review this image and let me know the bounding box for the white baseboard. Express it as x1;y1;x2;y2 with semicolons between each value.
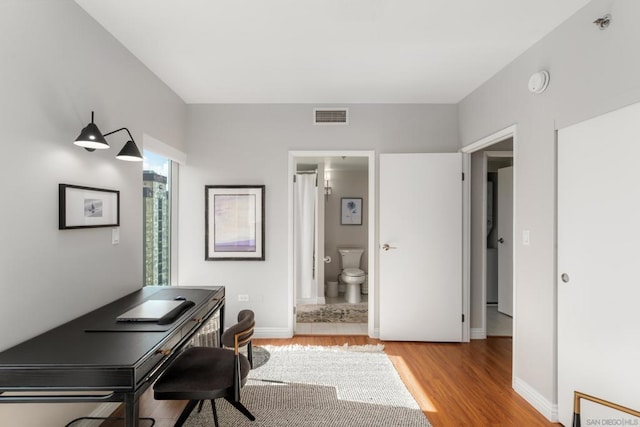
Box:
254;327;292;338
296;298;323;305
470;328;486;339
513;377;558;422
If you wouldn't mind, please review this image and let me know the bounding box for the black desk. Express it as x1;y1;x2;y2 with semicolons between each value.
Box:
0;286;225;427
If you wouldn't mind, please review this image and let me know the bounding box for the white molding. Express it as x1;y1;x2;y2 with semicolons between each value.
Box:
142;133;187;164
461;124;517;153
470;328;486;340
371;327;380;339
254;327;293;339
513;377;559;422
296;297;324;305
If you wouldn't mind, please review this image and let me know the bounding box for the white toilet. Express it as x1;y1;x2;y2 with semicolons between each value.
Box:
338;248;366;303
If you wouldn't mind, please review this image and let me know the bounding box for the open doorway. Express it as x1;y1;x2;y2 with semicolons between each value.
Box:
485;151;513;337
288;151;375;336
463;125;516;348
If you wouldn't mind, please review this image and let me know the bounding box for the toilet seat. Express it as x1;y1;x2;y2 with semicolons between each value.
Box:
342;268;364;277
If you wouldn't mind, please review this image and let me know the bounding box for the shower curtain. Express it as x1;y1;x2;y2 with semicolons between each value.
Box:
294;173;317;301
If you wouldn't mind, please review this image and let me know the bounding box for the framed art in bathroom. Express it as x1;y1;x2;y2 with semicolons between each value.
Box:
341;197;362;225
59;184;120;230
205;185;265;261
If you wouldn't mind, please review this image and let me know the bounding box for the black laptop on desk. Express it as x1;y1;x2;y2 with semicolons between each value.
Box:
116;299;191;323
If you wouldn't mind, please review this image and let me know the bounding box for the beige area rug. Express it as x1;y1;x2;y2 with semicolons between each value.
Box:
296;303;368;323
184;344;431;427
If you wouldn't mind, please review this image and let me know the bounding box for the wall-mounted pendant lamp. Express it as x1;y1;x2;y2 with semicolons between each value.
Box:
74;111;109;150
74;111;143;162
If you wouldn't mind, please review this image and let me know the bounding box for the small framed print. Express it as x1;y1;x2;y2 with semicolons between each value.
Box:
205;185;265;261
341;197;362;225
59;184;120;229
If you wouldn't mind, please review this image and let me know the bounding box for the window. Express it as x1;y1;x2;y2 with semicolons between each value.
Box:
143;151;171;286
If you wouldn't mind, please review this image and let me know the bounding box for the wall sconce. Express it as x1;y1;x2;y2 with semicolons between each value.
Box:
74;111;143;162
324;172;332;196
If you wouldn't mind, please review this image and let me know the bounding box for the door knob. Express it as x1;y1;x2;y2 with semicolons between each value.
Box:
382;244;397;251
561;273;570;283
498;238;504;244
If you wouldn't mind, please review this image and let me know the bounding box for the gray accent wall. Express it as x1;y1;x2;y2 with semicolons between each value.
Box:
458;0;640;419
0;1;186;425
180;104;458;332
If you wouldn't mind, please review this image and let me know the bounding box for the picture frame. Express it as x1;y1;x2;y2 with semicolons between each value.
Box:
341;197;363;225
59;184;120;230
205;185;265;261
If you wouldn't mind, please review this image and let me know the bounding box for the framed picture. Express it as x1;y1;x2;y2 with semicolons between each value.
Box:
341;197;363;225
205;185;265;261
59;184;120;229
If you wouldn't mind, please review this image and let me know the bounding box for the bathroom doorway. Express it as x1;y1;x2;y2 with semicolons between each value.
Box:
288;151;375;336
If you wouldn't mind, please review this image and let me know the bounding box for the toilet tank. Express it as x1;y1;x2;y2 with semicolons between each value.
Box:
338;248;364;268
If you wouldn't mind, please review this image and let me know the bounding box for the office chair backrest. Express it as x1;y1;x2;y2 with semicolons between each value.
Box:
221;309;255;352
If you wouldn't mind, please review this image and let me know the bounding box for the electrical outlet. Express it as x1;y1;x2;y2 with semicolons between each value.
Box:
112;228;120;245
238;294;249;302
523;230;530;246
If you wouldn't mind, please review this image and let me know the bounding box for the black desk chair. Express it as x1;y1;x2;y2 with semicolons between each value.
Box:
154;309;256;427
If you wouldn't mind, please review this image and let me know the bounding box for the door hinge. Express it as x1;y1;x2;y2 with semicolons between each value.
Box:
293;175;297;183
462;172;465;181
462;314;465;323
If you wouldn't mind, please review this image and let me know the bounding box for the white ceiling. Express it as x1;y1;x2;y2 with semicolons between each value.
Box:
75;0;590;104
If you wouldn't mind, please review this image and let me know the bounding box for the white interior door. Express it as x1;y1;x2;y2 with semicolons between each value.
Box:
558;103;640;426
497;166;513;317
379;153;462;342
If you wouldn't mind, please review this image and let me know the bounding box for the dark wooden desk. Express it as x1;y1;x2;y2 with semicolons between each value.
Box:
0;286;225;427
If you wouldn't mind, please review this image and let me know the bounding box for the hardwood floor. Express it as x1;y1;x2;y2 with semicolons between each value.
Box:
126;336;561;427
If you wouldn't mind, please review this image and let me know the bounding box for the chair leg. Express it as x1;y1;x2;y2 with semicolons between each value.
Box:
224;397;256;421
210;399;219;427
174;400;199;427
196;399;204;412
248;342;254;368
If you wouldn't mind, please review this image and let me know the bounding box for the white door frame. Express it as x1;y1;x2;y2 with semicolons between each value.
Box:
461;124;518;385
287;150;376;337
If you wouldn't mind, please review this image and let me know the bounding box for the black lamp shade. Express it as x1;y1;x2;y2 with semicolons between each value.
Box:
116;140;143;162
74;122;109;150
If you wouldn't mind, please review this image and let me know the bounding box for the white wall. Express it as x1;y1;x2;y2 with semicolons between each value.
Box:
179;104;458;334
458;0;640;420
0;1;186;425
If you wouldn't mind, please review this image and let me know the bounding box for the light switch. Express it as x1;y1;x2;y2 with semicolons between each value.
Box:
522;230;530;246
112;228;120;245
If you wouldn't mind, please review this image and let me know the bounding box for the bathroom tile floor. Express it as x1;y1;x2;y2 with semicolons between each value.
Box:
295;293;369;335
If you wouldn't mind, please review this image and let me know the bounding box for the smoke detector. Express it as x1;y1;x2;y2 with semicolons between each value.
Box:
528;70;550;94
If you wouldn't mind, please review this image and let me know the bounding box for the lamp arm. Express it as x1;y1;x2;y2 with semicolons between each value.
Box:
103;127;135;141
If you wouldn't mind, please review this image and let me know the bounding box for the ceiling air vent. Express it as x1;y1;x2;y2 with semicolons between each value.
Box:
314;108;349;125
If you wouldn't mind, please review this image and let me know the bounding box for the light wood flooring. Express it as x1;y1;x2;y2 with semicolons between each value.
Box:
115;336;560;427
